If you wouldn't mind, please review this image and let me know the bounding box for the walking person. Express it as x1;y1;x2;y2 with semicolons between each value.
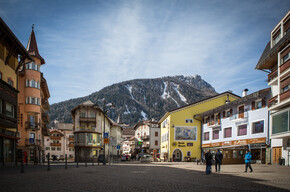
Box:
215;149;223;172
205;150;213;175
244;149;253;172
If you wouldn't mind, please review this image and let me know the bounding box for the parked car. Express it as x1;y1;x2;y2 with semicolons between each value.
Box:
59;155;65;161
121;155;127;161
140;154;153;163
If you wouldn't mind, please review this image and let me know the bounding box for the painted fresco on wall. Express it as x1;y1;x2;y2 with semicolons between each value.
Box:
174;126;197;141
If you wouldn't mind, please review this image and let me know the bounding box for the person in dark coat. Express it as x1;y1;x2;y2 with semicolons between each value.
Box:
215;149;223;172
244;150;253;172
205;150;213;175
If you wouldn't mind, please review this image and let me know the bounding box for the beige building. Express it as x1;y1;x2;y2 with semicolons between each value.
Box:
44;121;74;160
71;100;122;162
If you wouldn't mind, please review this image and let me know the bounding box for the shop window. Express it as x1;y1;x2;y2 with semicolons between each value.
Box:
203;132;209;141
224;127;232;138
57;148;61;151
233;150;237;158
51;147;55;151
252;120;264;134
212;130;219;140
272;111;289;134
238;124;247;136
5;102;14;118
239;150;244;158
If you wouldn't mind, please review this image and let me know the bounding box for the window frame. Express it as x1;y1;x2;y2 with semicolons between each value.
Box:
212;129;219;140
5;102;15;118
203;132;209;141
237;124;247;136
252;120;264;134
224;127;232;138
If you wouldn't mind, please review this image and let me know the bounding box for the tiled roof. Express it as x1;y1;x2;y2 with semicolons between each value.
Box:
26;27;45;64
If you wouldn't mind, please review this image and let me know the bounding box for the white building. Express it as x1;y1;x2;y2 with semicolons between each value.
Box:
256;11;290;165
195;89;270;164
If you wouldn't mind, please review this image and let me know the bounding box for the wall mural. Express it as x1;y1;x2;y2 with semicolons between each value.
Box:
174;126;197;141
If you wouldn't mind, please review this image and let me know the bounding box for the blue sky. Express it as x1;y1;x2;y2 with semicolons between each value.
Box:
1;0;289;104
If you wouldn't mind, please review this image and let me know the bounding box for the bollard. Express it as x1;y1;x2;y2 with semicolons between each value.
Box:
85;153;87;167
92;156;94;166
47;153;50;171
65;154;67;169
20;150;24;173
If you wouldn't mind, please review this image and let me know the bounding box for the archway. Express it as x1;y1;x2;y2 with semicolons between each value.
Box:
172;149;182;162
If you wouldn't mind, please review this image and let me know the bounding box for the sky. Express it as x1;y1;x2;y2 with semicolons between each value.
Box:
0;0;289;104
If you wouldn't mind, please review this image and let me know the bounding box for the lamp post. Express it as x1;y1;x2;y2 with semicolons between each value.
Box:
102;101;115;165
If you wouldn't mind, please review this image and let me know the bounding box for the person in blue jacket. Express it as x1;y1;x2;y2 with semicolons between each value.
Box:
244;149;253;172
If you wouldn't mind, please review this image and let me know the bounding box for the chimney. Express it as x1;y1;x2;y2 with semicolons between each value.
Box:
242;89;249;97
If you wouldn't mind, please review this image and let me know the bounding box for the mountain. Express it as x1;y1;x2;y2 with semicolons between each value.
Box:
48;75;217;125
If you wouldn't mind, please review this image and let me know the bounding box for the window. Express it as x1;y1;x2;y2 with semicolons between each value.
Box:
187;151;191;156
46;147;50;151
155;140;158;145
282;53;289;63
226;109;232;117
224;127;232;138
281;85;289;93
256;100;262;109
252;121;264;134
186;119;193;123
57;148;61;151
81;112;86;118
272;111;289;134
155;132;158;137
51;147;55;151
212;130;219;140
5;103;14;118
238;124;247;136
252;99;266;110
7;78;13;87
204;132;209;141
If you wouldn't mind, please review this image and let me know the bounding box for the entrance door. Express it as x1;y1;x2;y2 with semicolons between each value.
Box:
272;147;282;164
238;106;244;118
173;149;182;162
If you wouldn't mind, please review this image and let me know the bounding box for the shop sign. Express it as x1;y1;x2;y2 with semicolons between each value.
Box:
248;137;266;144
104;138;109;144
172;142;177;147
187;143;193;146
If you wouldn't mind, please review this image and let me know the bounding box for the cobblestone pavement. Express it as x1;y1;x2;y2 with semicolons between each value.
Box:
0;162;290;192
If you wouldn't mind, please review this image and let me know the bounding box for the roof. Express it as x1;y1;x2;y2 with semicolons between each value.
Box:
122;128;135;136
158;91;241;123
0;17;33;62
132;120;159;130
49;129;64;136
194;88;270;119
255;32;290;70
26;26;45;64
57;123;73;131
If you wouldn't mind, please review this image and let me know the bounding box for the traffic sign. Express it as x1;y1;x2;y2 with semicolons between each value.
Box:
104;138;109;144
117;145;121;149
104;133;109;138
138;141;143;146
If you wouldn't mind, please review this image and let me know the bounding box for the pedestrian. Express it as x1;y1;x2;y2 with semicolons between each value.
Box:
205;150;212;175
244;149;253;172
215;149;223;172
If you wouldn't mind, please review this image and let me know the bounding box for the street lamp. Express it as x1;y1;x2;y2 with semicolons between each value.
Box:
102;101;115;165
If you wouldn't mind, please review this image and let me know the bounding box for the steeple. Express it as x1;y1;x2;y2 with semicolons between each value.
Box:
26;24;45;64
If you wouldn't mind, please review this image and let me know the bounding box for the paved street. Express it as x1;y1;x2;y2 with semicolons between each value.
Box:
0;162;290;192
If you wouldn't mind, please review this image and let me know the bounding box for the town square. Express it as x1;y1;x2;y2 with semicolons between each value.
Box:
0;0;290;191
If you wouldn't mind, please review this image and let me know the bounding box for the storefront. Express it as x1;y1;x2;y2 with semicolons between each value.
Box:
202;137;267;164
0;130;18;165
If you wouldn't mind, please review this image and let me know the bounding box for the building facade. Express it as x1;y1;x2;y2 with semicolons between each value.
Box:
256;11;290;165
133;120;160;155
17;26;50;164
159;92;240;162
71;100;122;162
121;128;135;155
0;18;32;165
195;89;270;164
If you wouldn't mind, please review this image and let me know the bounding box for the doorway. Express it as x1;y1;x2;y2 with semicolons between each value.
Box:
172;149;182;162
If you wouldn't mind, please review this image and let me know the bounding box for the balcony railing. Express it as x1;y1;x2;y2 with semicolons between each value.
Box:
68;144;74;147
280;59;290;74
268;68;278;82
50;143;61;146
268;95;278;108
207;119;221;128
79;117;96;122
50;136;61;140
141;135;150;140
25;122;40;130
68;137;74;142
280;90;290;102
77;126;97;132
230;112;248;121
25;139;41;146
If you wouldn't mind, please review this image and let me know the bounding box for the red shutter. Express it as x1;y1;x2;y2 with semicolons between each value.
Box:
262;98;266;108
252;101;255;110
223;111;225;119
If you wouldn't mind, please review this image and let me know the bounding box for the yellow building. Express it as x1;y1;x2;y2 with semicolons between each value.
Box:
159;92;240;162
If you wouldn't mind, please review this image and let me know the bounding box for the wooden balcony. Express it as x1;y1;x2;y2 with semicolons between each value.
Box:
268;68;278;82
68;144;74;147
68;137;74;142
280;59;290;74
280;90;290;102
50;136;61;140
50;143;61;146
268;95;278;108
79;117;96;123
